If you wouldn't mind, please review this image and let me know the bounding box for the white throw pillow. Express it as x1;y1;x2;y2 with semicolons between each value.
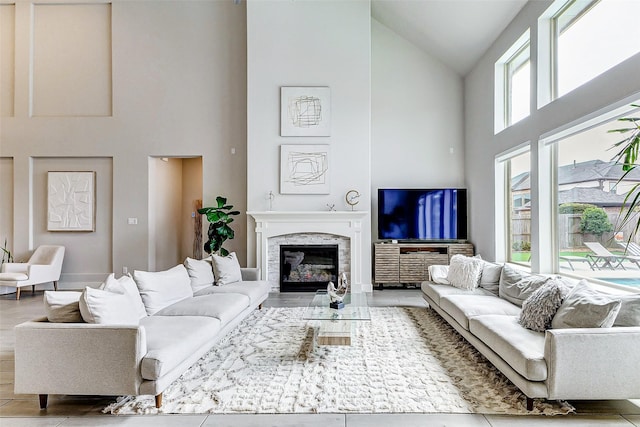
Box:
428;265;450;285
133;264;193;315
446;254;483;290
212;252;243;286
79;286;140;325
101;273;148;320
551;280;622;329
43;291;83;323
184;256;215;293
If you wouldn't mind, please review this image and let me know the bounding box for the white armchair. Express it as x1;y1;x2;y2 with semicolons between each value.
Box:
0;245;65;300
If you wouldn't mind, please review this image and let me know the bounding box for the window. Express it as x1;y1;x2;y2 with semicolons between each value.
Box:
547;0;640;98
495;30;530;133
496;148;531;264
547;105;640;289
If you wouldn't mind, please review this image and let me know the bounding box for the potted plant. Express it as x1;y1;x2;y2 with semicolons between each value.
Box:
609;104;640;241
198;196;240;256
1;238;13;265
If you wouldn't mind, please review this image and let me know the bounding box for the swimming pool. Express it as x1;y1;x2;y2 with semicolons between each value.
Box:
601;278;640;287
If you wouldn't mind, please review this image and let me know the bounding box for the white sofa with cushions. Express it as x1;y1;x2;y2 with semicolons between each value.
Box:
421;256;640;410
14;253;270;409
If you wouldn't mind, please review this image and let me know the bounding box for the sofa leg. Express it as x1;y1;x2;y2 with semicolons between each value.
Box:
526;397;534;411
32;285;36;294
258;303;263;310
16;287;20;300
39;394;48;409
155;393;163;408
54;281;58;291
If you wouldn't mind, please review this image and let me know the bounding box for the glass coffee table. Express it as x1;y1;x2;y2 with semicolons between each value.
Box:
303;291;371;346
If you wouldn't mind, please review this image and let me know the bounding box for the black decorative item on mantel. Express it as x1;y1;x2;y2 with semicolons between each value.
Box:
198;196;240;256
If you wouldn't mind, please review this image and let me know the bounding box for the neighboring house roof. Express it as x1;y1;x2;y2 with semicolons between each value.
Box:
512;159;640;191
558;187;630;207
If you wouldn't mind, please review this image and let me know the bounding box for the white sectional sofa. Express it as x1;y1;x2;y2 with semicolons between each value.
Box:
421;258;640;410
14;256;270;409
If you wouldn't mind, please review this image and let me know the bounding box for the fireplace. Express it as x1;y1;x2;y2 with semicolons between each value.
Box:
279;244;338;292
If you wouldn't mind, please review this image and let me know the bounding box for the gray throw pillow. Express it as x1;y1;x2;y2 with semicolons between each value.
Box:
551;280;622;329
614;294;640;327
499;264;551;307
518;279;570;332
479;262;502;296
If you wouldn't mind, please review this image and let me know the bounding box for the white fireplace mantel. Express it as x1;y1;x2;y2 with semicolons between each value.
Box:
247;211;369;291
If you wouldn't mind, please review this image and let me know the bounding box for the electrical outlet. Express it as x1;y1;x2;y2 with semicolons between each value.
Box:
122;266;128;275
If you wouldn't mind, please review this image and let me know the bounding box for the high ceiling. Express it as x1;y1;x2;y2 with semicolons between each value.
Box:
371;0;528;76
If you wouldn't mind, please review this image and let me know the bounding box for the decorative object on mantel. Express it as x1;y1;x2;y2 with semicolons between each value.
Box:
280;86;330;136
326;203;336;211
327;272;349;309
197;196;240;256
345;189;360;211
266;191;275;211
280;144;330;194
47;171;96;232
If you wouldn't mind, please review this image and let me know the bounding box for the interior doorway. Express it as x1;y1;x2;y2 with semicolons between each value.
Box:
148;156;203;271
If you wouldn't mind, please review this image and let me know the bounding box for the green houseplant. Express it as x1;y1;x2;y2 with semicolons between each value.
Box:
198;196;240;256
609;104;640;241
1;238;13;265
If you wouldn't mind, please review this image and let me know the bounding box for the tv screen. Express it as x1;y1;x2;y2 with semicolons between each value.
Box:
378;188;467;241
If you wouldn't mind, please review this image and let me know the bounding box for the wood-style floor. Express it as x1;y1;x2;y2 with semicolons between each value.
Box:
1;288;639;427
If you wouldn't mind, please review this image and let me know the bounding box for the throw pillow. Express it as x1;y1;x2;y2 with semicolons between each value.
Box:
101;273;148;320
479;261;502;296
212;252;243;286
518;278;570;332
613;294;640;327
133;264;193;315
43;291;83;323
184;256;215;293
79;286;141;325
551;280;622;329
446;254;483;290
499;265;550;307
428;265;450;284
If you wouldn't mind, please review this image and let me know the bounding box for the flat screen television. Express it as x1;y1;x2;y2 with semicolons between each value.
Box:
378;188;467;241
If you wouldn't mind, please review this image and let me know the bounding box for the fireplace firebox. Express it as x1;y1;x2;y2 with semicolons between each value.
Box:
279;244;339;292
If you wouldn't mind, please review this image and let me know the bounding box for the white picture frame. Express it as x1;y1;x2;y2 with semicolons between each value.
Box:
47;171;96;231
280;86;331;136
280;144;330;194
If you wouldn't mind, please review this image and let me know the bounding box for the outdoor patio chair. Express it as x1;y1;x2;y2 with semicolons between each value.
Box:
584;241;640;270
618;241;640;257
559;255;594;271
0;245;65;300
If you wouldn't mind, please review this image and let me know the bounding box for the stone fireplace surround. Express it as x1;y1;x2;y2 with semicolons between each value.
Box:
247;211;369;292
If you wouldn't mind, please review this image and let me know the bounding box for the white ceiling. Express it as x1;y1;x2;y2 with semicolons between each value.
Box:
371;0;528;76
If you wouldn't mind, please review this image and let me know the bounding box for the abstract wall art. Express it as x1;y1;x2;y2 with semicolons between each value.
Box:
280;87;331;136
280;145;330;194
47;171;96;231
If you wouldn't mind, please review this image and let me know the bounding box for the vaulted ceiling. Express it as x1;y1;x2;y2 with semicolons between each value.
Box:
371;0;528;76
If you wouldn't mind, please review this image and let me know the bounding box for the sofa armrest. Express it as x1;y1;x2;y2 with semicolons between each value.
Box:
1;262;27;274
240;268;260;281
545;327;640;399
15;318;147;396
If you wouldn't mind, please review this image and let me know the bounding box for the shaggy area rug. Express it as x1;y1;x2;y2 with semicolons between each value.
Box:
104;307;574;415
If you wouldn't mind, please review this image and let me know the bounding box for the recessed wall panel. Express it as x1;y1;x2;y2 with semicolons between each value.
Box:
31;3;112;117
0;158;14;249
0;4;15;117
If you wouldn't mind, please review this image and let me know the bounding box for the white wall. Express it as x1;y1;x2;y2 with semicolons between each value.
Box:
0;1;247;287
464;0;640;263
246;0;372;280
371;19;465;240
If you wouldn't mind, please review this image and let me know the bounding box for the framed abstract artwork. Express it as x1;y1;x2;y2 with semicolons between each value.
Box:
47;171;96;231
280;87;331;136
280;144;330;194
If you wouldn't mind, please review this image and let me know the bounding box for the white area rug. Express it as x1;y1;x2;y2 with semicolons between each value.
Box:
105;307;574;415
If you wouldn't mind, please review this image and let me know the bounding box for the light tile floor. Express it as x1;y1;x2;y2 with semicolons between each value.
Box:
1;288;639;427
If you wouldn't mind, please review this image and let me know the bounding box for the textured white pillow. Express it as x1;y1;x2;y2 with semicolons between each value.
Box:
446;254;483;290
79;286;140;324
102;273;148;320
428;265;450;284
212;252;243;286
184;256;215;292
133;264;193;315
518;279;570;332
43;291;83;323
